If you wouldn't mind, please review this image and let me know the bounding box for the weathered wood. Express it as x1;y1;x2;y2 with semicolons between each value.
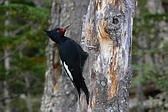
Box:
41;0;135;111
79;0;135;111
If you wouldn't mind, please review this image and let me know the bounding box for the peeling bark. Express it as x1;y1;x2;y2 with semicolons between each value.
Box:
41;0;135;111
80;0;135;111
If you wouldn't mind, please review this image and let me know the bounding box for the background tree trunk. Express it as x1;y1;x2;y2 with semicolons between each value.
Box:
129;0;168;111
41;0;135;112
24;73;32;112
3;0;11;112
41;0;89;112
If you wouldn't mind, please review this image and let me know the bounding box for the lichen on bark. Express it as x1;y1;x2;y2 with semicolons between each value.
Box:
41;0;135;111
80;0;135;111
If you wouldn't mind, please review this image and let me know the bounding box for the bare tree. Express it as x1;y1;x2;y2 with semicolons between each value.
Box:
78;0;135;111
3;0;11;112
41;0;89;112
41;0;135;112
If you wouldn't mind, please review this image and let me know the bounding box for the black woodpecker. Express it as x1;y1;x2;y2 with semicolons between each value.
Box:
44;25;89;104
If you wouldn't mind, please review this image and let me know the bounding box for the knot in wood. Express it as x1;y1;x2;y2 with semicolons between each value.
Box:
106;15;122;31
103;3;124;47
112;16;119;25
105;15;122;47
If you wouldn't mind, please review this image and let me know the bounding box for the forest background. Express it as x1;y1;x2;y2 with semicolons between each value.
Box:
0;0;168;112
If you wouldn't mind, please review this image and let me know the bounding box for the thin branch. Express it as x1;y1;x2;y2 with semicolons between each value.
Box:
9;25;30;35
0;94;20;102
0;41;28;63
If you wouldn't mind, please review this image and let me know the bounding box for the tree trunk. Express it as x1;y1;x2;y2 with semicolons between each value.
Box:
25;74;33;112
79;0;135;111
41;0;135;112
3;0;11;112
41;0;89;112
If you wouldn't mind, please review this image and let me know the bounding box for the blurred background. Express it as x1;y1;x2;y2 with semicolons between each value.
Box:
0;0;49;112
0;0;168;112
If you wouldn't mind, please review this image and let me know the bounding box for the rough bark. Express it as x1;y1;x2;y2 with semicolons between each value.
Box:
41;0;135;112
79;0;135;111
41;0;89;112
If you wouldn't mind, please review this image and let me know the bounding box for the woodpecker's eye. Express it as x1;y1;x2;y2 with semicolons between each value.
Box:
55;28;60;32
59;29;63;32
55;28;65;36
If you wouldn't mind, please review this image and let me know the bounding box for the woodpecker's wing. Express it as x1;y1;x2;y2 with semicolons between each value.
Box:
59;39;83;82
59;38;89;104
80;51;88;71
59;39;82;98
76;44;88;71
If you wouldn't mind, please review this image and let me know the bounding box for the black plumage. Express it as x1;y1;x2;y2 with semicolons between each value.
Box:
44;26;89;104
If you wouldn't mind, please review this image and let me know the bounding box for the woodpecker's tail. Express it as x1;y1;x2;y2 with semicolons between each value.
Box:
81;79;89;105
81;51;89;71
73;83;81;102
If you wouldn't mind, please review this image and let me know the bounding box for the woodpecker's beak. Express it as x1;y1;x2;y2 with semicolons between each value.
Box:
64;24;71;31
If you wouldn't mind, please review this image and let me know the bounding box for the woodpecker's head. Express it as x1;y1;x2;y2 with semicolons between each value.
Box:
44;24;71;44
54;24;71;36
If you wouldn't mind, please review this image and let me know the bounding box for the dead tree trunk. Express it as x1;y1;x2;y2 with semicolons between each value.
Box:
79;0;135;111
41;0;135;112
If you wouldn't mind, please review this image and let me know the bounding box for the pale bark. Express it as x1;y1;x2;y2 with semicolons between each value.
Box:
79;0;135;111
41;0;89;112
3;0;11;112
25;74;33;112
41;0;135;112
